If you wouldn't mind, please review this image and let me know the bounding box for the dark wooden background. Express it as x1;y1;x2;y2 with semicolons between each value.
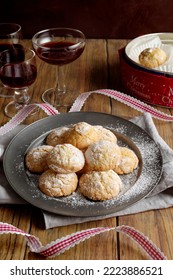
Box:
1;0;173;39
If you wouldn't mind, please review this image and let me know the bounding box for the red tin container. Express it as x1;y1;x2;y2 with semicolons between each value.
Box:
119;33;173;107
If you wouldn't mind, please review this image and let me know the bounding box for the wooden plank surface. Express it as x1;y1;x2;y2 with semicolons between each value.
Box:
0;39;173;260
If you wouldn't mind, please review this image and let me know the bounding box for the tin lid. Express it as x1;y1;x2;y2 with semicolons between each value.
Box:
125;33;173;77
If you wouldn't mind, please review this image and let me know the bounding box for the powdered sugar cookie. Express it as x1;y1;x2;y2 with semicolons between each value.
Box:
79;170;122;201
113;147;139;174
63;122;99;150
46;126;69;146
94;125;117;143
139;47;167;68
25;145;53;173
47;143;85;173
84;140;122;172
39;169;78;197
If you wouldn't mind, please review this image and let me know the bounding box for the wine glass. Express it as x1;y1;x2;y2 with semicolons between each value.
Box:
0;47;37;118
32;28;85;109
0;23;22;98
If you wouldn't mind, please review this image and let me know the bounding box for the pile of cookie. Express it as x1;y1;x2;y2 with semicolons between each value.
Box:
25;122;139;201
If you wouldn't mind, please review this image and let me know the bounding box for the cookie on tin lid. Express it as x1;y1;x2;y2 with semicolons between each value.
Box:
139;47;167;68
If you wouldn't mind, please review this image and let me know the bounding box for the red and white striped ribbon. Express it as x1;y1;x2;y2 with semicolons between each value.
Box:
70;89;173;121
0;222;167;259
1;88;173;136
0;103;59;136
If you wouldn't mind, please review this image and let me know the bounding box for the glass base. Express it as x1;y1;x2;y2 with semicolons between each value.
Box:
4;101;39;118
42;88;78;111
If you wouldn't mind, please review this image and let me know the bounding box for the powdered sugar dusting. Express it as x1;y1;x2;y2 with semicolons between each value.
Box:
23;124;159;210
74;122;92;134
4;114;162;216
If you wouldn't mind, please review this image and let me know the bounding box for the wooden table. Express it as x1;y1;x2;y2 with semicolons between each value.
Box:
0;39;173;260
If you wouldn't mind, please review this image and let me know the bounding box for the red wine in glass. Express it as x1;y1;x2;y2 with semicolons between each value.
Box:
32;27;85;110
0;43;23;53
0;46;25;66
0;64;37;88
0;47;37;118
0;23;23;97
36;41;85;65
0;47;34;88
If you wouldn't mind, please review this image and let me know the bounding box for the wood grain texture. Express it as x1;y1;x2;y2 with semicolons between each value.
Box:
0;39;173;260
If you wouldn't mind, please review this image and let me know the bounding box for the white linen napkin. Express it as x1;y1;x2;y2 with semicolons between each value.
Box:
0;125;26;204
1;113;173;229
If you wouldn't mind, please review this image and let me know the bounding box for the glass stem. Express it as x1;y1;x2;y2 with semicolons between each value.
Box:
14;88;30;109
54;65;66;94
